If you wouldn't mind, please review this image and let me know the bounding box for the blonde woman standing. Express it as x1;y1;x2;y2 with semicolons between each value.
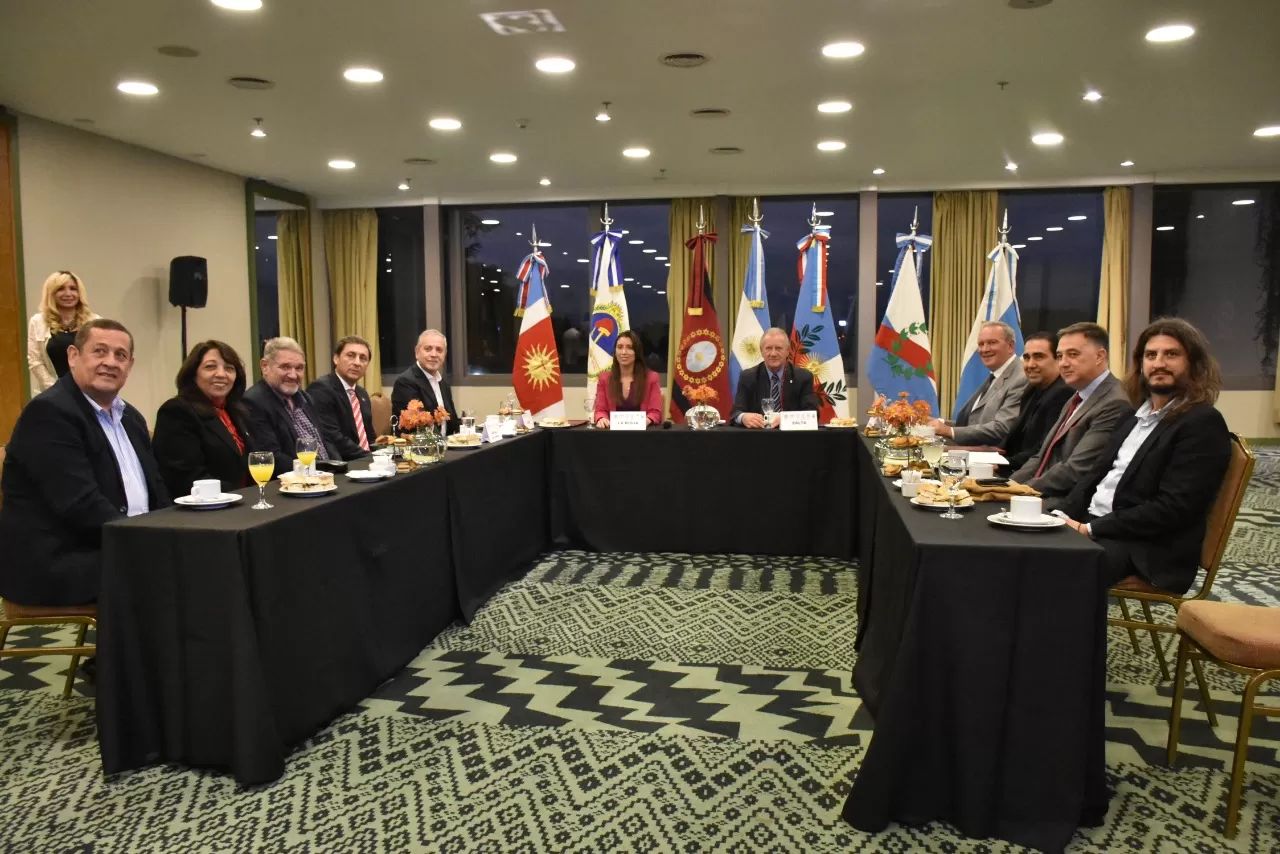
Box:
27;271;98;392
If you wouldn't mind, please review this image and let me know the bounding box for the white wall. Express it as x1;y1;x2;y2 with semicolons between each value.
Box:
17;115;249;425
1218;392;1280;440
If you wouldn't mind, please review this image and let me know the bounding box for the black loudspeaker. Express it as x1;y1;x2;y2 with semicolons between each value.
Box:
169;256;208;308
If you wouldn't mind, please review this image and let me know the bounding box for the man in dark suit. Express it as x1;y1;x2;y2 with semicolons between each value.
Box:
730;328;819;428
391;329;458;434
243;336;343;476
1058;318;1232;594
0;319;169;606
307;335;375;460
999;331;1075;473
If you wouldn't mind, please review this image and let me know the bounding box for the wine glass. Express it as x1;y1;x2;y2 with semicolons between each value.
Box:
921;438;945;473
248;452;274;510
460;408;476;435
295;437;318;474
761;400;777;429
938;453;968;520
584;394;595;428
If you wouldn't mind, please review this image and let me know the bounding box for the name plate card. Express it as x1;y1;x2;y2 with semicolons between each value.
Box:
500;419;518;437
482;419;503;443
609;411;648;431
780;411;819;431
521;411;535;430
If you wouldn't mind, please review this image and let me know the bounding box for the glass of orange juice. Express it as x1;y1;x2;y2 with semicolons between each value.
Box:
248;452;275;509
295;437;318;473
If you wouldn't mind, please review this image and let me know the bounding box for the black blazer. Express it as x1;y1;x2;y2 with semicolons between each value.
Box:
730;362;820;423
390;364;458;434
151;395;253;498
1060;401;1231;594
1002;377;1075;473
0;373;169;605
306;372;374;460
242;379;341;476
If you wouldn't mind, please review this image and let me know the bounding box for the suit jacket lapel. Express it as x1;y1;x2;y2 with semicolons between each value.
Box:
329;373;357;436
1115;410;1173;495
205;407;241;457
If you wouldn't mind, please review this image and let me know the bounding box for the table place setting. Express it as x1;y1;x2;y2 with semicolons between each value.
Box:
173;478;244;510
987;495;1066;531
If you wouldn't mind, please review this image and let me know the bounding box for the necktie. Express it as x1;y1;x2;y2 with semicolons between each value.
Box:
956;373;995;427
1033;393;1082;478
348;388;370;451
769;373;781;410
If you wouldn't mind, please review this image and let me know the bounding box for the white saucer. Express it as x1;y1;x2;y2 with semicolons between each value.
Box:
987;511;1066;530
346;470;393;481
910;497;975;511
175;493;244;510
446;440;484;450
278;484;338;497
821;423;859;429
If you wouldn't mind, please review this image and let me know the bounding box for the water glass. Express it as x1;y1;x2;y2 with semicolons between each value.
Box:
938;453;968;520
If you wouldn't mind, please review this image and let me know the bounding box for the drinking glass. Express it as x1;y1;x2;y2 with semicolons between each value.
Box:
295;437;318;473
921;438;945;471
761;401;777;429
584;395;595;428
248;452;274;510
938;453;968;520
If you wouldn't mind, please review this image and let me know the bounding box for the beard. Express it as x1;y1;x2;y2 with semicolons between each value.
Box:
1144;372;1183;394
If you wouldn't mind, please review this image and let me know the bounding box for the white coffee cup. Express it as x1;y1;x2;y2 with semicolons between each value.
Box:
1010;495;1043;522
191;479;221;500
911;424;936;439
969;462;995;480
901;481;920;498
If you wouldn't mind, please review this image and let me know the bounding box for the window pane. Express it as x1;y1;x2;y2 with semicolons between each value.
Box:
998;189;1104;337
375;206;427;377
606;202;669;372
876;193;934;324
1151;184;1280;388
757;196;859;377
254;212;279;343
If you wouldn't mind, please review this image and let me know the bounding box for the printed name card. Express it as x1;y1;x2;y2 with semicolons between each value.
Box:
521;411;535;430
609;411;648;431
482;422;503;443
500;419;518;437
780;411;819;431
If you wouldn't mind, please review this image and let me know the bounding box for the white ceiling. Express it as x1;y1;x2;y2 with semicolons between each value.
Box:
2;0;1278;207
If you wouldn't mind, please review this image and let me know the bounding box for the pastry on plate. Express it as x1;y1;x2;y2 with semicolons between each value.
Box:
278;471;335;493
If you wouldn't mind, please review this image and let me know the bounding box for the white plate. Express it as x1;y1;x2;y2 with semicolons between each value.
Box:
538;421;571;429
174;493;244;510
893;478;941;489
821;423;859;429
346;470;393;481
278;484;338;497
446;440;484;450
910;497;975;511
987;512;1066;530
372;447;395;456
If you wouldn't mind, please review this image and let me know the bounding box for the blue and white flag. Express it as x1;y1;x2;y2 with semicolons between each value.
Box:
790;220;850;422
867;229;937;411
952;237;1024;415
585;227;630;404
729;220;771;394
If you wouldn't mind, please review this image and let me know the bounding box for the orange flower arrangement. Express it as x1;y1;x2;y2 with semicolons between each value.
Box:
433;406;450;424
683;385;719;406
868;394;888;419
882;391;932;431
399;399;435;432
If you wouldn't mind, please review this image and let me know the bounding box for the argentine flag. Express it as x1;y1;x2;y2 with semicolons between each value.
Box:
585;227;630;405
866;230;937;411
952;239;1024;415
729;222;770;394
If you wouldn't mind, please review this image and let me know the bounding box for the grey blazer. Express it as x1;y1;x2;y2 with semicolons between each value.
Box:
1013;372;1134;503
950;360;1029;446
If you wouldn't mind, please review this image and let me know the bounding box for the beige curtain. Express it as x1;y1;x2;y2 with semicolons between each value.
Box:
322;209;381;387
277;210;316;384
726;197;755;340
1097;186;1132;378
928;191;999;418
664;199;718;412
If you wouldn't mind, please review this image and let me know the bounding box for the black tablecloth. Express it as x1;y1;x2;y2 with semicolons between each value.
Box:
548;426;859;558
843;439;1109;853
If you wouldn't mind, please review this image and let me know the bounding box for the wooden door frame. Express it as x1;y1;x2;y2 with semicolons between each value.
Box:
0;108;28;444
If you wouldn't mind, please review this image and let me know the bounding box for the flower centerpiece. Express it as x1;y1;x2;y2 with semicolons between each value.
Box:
684;385;720;430
877;392;933;463
399;400;441;464
864;394;888;436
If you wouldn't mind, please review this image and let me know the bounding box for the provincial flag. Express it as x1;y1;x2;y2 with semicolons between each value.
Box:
670;229;732;422
866;227;938;411
729;218;771;395
789;216;850;423
585;226;629;405
512;235;565;420
952;232;1024;416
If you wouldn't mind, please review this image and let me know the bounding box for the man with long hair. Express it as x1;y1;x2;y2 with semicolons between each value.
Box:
1056;318;1232;593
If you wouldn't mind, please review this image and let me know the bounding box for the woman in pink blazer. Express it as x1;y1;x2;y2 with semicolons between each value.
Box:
594;331;663;427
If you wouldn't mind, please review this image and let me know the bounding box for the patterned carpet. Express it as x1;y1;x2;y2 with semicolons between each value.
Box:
2;450;1279;853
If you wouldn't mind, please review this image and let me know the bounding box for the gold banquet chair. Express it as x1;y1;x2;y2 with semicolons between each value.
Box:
0;446;98;698
370;392;392;437
1167;601;1280;839
1107;433;1254;717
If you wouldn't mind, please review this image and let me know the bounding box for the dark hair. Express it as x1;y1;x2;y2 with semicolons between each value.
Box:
1024;330;1058;352
176;340;248;415
333;335;372;358
1056;321;1109;351
607;331;649;406
1122;317;1221;418
74;318;134;354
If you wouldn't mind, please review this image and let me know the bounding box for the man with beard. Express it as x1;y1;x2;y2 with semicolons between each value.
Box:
1056;318;1232;593
244;336;341;476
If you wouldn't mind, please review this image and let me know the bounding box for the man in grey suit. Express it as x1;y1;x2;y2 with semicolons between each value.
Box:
929;321;1028;445
1013;322;1134;508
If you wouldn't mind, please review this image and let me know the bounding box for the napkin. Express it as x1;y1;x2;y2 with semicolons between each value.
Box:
962;478;1041;502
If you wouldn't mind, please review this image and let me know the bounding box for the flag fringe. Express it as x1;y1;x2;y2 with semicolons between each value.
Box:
513;308;526;318
749;300;764;309
687;307;703;316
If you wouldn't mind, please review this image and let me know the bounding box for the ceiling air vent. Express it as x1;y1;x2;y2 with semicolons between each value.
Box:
228;76;275;90
709;146;743;155
661;53;709;69
403;158;438;166
1008;0;1053;7
690;108;731;118
158;45;200;58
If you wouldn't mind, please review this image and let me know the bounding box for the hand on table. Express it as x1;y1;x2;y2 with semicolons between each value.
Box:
927;418;953;439
1062;516;1090;536
595;416;610;429
742;413;767;429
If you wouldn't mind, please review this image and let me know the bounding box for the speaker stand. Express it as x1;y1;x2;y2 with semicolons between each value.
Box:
180;306;188;358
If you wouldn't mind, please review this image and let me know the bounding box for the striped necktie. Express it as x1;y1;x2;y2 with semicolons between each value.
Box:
769;372;781;410
348;388;370;451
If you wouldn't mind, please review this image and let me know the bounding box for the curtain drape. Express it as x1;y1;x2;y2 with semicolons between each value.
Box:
276;209;316;383
322;209;381;387
928;190;999;417
664;198;717;413
1098;186;1132;378
726;197;755;341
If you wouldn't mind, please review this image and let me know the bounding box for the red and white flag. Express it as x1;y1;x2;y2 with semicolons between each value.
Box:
513;233;565;419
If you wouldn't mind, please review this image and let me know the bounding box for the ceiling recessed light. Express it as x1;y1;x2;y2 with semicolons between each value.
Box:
1005;162;1018;172
343;67;383;83
657;289;666;294
596;101;611;122
117;81;159;96
328;159;355;169
817;101;852;113
624;277;635;282
1233;199;1255;206
1028;236;1044;241
817;140;846;151
481;219;500;225
577;258;589;263
816;210;835;217
1046;226;1064;232
1120;160;1135;167
211;0;262;9
539;177;551;186
822;41;865;58
1082;90;1103;102
490;152;517;163
1156;226;1175;231
535;56;575;73
872;167;885;175
1012;244;1027;249
643;248;657;254
428;117;462;131
655;256;668;261
250;125;266;138
1067;215;1087;221
560;284;570;289
1031;132;1064;146
623;147;651;158
398;180;410;191
642;284;652;289
267;235;277;240
1146;24;1195;43
1254;126;1280;138
628;240;644;245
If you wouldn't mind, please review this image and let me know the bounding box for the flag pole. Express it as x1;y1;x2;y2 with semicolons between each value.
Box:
748;196;762;225
602;202;613;228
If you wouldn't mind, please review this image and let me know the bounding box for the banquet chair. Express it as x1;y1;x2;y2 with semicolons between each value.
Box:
1108;433;1253;724
370;392;391;437
1167;601;1280;839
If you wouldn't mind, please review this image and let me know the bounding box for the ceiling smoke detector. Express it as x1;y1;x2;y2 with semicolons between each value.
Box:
661;52;709;69
227;76;275;90
709;146;743;155
690;108;731;118
652;168;669;182
1007;0;1053;7
403;157;437;166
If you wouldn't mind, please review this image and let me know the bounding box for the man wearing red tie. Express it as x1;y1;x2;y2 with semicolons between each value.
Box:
307;336;375;461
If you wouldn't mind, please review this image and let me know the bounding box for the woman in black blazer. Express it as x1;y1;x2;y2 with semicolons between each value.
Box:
152;340;254;498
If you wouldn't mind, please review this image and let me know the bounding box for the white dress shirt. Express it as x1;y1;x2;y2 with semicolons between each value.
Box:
338;374;356;394
416;362;444;407
1087;399;1171;520
83;393;150;517
970;353;1019;408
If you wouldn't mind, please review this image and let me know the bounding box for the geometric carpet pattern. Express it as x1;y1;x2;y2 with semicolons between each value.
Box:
1;448;1279;852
